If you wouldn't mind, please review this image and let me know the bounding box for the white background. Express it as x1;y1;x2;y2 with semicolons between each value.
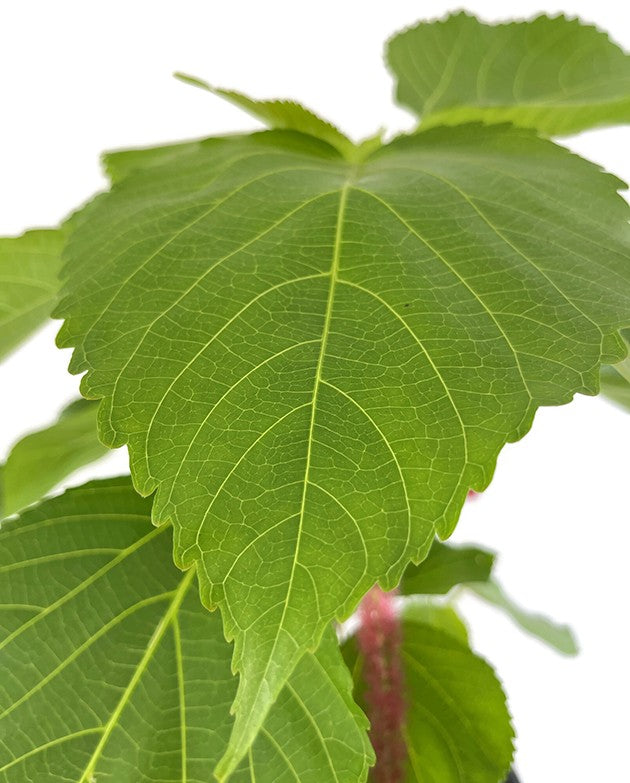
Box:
1;2;629;781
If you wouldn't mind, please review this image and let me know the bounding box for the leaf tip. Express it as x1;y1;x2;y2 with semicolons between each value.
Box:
173;71;214;93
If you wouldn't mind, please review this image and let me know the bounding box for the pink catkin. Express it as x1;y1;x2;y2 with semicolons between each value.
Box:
357;586;406;783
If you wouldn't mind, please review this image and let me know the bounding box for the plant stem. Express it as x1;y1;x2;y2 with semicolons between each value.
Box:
357;586;406;783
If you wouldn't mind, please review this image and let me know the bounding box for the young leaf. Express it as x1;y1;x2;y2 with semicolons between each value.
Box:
0;398;107;519
0;229;65;361
467;579;578;655
104;77;382;185
400;540;494;595
387;13;630;135
55;120;630;773
175;72;376;161
344;614;514;783
0;478;372;783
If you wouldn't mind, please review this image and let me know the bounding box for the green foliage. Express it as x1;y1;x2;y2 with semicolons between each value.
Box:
600;331;630;412
600;362;630;410
0;479;372;783
1;10;629;781
468;579;578;655
400;540;495;595
0;229;65;360
401;540;576;654
401;599;470;644
399;620;514;783
388;12;630;135
0;398;106;519
174;72;382;161
55;113;630;772
344;612;514;783
104;138;207;183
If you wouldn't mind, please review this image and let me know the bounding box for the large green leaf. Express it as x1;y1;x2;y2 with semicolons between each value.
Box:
388;13;630;135
0;478;372;783
55;121;630;774
468;579;578;655
0;398;106;519
400;540;494;595
344;613;514;783
0;229;64;361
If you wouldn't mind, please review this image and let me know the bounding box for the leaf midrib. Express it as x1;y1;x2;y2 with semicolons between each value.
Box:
147;141;616;569
291;182;350;601
266;182;349;661
99;171;341;453
217;180;352;779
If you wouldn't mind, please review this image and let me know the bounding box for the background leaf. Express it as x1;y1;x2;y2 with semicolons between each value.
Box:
0;399;107;519
600;331;630;412
401;599;469;644
174;72;376;160
56;121;630;773
400;620;514;783
400;541;494;595
600;363;630;411
387;13;630;135
0;229;64;361
0;478;372;783
398;541;576;654
467;579;578;655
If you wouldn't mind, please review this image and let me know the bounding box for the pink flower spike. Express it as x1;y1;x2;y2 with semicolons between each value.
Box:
357;586;406;783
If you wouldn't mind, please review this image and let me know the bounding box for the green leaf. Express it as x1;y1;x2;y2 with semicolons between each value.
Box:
400;543;578;654
401;599;469;644
0;229;65;361
0;399;107;519
467;579;578;655
104;139;207;184
388;13;630;135
174;72;381;162
600;331;630;412
343;613;513;783
600;363;630;410
55;121;630;774
400;541;494;595
0;478;372;783
400;621;514;783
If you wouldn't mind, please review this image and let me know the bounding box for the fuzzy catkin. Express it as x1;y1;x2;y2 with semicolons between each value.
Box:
357;587;406;783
